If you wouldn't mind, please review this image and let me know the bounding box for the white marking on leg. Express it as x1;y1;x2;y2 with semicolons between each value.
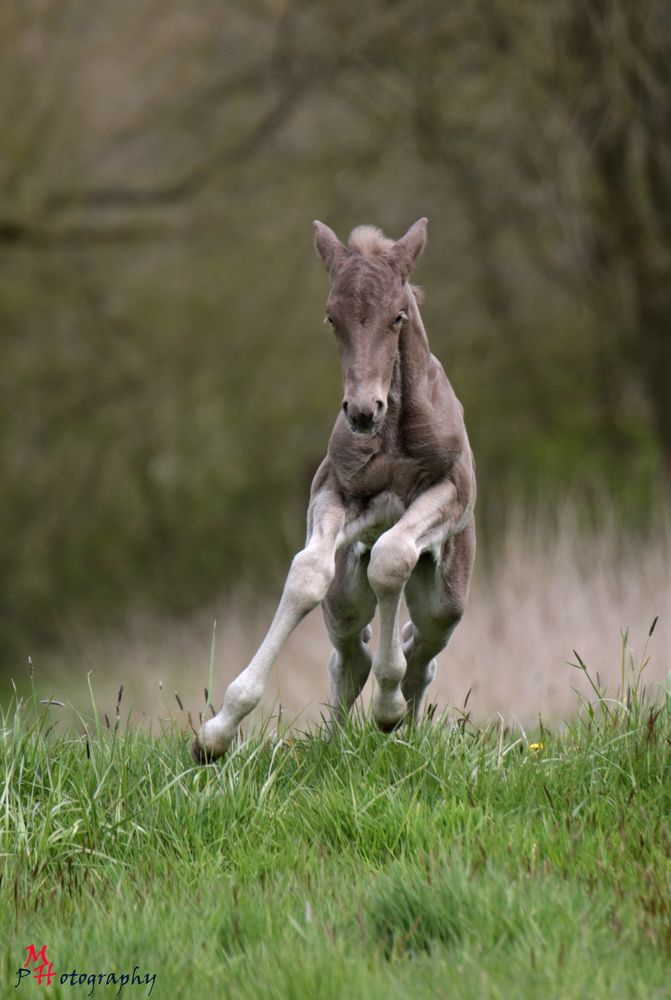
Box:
363;476;473;729
367;528;418;727
195;492;345;759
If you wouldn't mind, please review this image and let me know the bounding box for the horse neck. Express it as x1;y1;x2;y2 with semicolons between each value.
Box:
384;288;432;444
398;284;432;398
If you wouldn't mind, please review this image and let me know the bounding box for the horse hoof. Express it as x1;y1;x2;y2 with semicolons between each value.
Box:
375;715;405;734
192;735;219;764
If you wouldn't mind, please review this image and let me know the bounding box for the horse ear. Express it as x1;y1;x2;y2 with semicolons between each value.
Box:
313;220;349;276
389;218;428;279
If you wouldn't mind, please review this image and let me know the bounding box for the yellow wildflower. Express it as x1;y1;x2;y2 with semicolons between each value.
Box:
528;742;544;752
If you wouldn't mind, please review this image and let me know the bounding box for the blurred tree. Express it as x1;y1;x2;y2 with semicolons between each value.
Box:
560;2;671;482
0;0;668;667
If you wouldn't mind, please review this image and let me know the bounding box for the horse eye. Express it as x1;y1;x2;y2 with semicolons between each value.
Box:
392;313;406;328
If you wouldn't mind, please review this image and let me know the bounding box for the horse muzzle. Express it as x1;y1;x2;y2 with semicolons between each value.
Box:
343;397;386;435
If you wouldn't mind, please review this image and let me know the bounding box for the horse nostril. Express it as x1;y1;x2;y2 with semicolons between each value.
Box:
342;401;349;416
374;399;384;416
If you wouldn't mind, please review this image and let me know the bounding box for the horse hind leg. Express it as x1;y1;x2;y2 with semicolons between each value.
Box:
400;624;443;721
323;545;376;729
402;524;475;720
326;626;372;728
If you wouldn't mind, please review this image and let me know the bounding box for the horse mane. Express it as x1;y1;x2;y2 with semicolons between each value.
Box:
347;225;424;303
347;225;394;255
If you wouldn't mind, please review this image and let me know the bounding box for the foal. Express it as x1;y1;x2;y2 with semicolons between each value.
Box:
193;218;476;762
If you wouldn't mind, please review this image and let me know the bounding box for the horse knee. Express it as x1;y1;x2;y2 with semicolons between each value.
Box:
286;547;335;612
368;531;418;594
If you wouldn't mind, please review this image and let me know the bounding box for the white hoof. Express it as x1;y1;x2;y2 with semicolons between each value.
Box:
372;687;408;732
192;717;236;763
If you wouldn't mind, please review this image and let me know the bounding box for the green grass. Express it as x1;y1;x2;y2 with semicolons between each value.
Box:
2;632;671;999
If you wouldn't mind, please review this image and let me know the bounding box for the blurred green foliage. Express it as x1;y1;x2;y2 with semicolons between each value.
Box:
0;0;669;667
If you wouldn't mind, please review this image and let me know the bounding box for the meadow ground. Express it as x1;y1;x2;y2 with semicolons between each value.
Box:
2;630;671;1000
38;503;671;733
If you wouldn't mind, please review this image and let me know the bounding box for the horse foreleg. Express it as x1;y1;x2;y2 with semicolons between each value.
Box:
193;489;346;762
367;478;474;730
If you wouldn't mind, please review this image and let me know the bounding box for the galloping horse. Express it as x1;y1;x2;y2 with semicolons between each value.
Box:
193;218;476;762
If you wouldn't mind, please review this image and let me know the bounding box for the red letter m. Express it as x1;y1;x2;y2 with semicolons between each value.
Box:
24;945;55;986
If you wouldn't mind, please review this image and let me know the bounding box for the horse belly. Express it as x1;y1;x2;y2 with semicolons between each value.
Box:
340;490;406;552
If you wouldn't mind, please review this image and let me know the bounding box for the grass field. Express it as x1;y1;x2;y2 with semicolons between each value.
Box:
2;628;670;999
39;503;671;732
